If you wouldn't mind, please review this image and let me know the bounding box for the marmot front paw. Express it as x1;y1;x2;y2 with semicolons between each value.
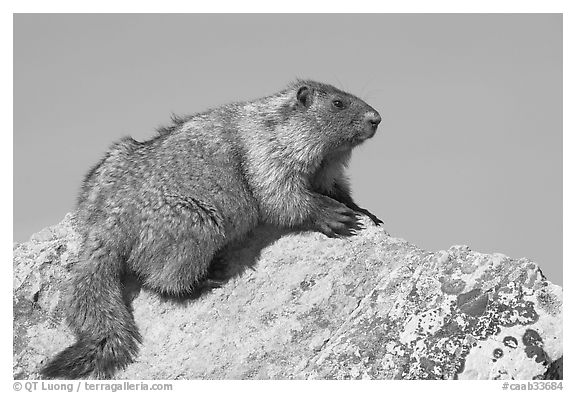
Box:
312;196;364;238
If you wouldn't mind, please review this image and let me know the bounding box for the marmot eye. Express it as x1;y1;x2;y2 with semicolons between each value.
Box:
333;100;344;108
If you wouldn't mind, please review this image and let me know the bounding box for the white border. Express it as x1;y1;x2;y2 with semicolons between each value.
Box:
4;1;572;390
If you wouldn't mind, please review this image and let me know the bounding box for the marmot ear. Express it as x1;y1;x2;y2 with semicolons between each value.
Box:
296;86;312;107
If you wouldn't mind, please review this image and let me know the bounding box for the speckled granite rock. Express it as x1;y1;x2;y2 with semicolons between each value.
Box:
13;213;562;380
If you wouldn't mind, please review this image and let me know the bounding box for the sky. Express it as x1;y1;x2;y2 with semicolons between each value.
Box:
13;13;562;284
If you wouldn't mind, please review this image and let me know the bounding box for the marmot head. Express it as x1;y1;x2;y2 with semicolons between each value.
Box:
290;80;381;153
259;80;382;172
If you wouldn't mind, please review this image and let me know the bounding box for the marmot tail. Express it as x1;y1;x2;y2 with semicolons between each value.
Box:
40;244;141;379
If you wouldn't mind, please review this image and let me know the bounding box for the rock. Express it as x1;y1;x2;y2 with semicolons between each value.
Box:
13;214;562;380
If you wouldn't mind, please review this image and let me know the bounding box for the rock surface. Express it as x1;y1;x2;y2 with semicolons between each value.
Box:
13;213;563;380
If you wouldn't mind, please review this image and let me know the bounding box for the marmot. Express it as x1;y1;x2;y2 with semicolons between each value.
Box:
41;80;383;379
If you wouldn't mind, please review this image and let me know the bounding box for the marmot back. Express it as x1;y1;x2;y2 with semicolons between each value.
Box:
41;80;383;379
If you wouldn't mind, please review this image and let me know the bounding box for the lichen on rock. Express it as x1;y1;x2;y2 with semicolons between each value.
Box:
13;214;562;380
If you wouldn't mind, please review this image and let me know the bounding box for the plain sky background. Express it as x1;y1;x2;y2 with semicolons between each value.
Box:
13;14;562;284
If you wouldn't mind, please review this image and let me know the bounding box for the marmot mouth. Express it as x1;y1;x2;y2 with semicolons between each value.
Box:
348;129;375;147
357;128;377;141
364;128;377;139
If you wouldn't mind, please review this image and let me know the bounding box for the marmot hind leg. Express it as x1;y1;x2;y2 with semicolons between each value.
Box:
128;195;228;295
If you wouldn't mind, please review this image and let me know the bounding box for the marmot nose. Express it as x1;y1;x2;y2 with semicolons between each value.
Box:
366;112;382;129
